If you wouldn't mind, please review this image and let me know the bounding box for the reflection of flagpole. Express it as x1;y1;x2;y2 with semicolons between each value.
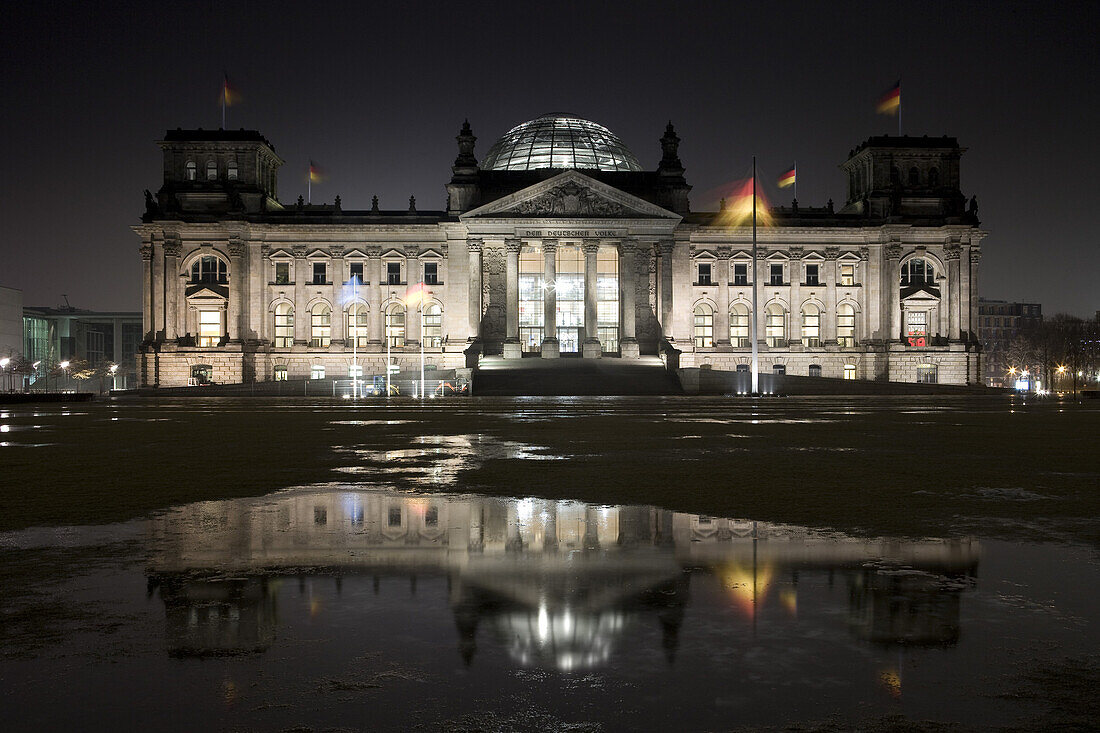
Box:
352;277;358;399
751;156;759;395
386;319;391;398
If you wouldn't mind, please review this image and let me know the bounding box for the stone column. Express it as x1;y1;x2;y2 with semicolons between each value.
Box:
714;248;731;346
466;239;482;341
405;247;421;346
789;251;802;347
541;239;559;358
755;250;768;348
966;248;980;341
368;247;382;344
151;241;165;340
227;239;244;342
163;241;180;341
620;239;640;358
503;238;521;358
293;246;308;346
886;244;902;342
582;239;602;358
659;240;674;340
823;248;838;343
140;243;153;340
330;247;345;347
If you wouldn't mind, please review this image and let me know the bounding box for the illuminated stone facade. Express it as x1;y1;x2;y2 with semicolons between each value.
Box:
135;117;985;387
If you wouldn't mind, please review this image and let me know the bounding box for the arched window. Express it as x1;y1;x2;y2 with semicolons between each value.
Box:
185;161;197;181
273;365;288;381
310;304;331;348
908;166;920;186
386;303;406;348
274;303;294;348
422;303;442;348
206;160;217;180
693;304;713;348
901;258;935;286
765;304;786;347
191;255;227;284
808;364;822;378
730;304;750;347
227;160;238;180
346;303;369;349
837;303;856;346
928;167;939;187
801;304;820;347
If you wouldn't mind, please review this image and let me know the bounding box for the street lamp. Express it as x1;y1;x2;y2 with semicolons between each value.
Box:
109;363;119;391
32;361;41;393
59;361;70;393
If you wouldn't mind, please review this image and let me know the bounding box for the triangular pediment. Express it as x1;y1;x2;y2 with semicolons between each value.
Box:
461;170;681;221
901;286;941;302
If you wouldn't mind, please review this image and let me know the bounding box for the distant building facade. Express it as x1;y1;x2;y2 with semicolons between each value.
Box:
135;116;985;388
976;298;1043;386
0;285;22;360
22;306;142;390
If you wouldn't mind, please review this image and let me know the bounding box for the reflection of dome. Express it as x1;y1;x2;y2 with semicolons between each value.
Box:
497;606;626;671
480;114;643;172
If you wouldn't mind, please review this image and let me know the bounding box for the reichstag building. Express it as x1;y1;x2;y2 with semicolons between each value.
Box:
134;114;984;387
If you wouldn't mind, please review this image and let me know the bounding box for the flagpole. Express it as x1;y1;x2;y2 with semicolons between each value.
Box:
419;280;425;400
793;160;797;203
751;156;759;395
898;80;902;136
308;169;311;205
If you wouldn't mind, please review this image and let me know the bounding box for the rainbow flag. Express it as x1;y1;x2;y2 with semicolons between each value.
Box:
308;160;323;183
777;164;796;189
877;80;900;114
222;73;239;107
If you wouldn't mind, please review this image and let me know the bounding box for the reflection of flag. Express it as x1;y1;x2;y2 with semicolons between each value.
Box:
777;164;796;189
404;282;427;308
222;73;239;107
877;80;900;114
716;177;773;227
308;160;323;183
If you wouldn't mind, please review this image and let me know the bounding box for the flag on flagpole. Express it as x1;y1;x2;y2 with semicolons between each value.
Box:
222;73;239;107
777;164;796;189
877;80;901;115
308;160;323;183
716;177;773;227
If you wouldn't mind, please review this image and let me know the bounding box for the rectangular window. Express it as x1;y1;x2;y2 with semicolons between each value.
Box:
805;264;819;286
597;246;619;352
198;310;221;347
697;262;712;285
770;263;784;286
312;262;327;285
387;262;402;285
917;364;938;384
907;310;928;346
274;366;288;381
844;364;857;380
840;264;855;286
275;262;290;285
311;308;331;348
348;262;364;283
837;309;856;346
423;262;438;285
733;263;748;285
274;308;293;348
388;507;402;527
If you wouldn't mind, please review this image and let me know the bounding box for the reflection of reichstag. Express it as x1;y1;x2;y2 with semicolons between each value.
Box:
148;490;978;666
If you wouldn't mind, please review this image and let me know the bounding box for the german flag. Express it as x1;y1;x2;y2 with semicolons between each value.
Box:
308;160;323;183
877;80;900;114
222;73;239;107
777;164;796;189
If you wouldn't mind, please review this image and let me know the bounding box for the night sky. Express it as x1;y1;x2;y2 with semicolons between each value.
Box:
2;1;1096;316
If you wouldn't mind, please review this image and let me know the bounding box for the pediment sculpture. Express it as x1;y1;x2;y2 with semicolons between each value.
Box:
513;181;626;217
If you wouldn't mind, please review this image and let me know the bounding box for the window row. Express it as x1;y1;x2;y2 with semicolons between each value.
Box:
271;260;439;286
273;302;443;349
728;362;859;379
692;303;857;348
185;159;239;181
696;261;857;287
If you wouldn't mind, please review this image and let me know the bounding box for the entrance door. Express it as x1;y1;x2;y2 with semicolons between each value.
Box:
558;328;580;354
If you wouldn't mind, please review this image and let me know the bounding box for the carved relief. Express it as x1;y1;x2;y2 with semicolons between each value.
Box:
944;243;961;261
481;246;506;339
513;181;626;216
291;245;307;258
140;245;153;261
824;246;840;261
163;242;182;258
885;244;903;260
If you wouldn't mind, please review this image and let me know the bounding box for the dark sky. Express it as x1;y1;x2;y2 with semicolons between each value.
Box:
2;1;1097;316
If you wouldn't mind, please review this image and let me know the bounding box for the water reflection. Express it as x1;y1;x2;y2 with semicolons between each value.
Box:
147;489;978;669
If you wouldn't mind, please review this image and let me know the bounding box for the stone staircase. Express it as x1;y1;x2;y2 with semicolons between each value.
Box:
473;356;682;396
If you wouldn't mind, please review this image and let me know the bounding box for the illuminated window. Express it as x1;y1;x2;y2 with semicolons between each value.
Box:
843;364;857;380
840;263;855;286
311;364;325;380
274;303;293;348
312;262;327;285
518;246;544;352
197;310;221;347
423;261;438;285
730;304;750;346
274;262;290;285
185;160;197;180
555;246;584;353
697;262;713;285
310;303;331;348
422;303;442;347
597;246;619;352
227;160;238;180
917;364;938;384
274;365;287;381
805;264;819;286
206;160;217;180
347;303;368;348
770;263;784;286
733;262;748;285
808;364;822;377
802;304;820;347
693;304;713;348
385;303;405;347
348;364;362;378
191;256;227;284
837;303;856;346
906;310;928;346
765;304;786;347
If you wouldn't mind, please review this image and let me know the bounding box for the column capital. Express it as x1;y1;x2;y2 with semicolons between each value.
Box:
163;242;182;258
944;243;962;261
329;246;345;259
505;238;522;253
582;238;600;255
859;246;870;261
227;241;245;258
658;239;675;255
260;244;271;258
969;249;982;264
140;245;153;261
620;238;639;254
824;246;840;261
788;246;804;260
403;245;420;259
884;243;903;260
291;245;308;258
466;238;483;253
365;246;382;258
541;238;558;252
716;246;732;260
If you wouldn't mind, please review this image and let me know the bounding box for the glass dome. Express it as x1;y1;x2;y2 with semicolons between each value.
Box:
480;114;643;172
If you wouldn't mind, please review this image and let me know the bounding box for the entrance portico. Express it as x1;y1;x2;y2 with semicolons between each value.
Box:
460;170;681;359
